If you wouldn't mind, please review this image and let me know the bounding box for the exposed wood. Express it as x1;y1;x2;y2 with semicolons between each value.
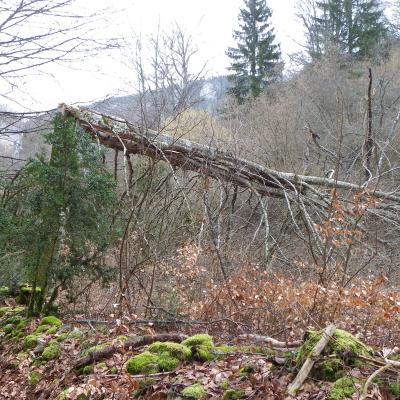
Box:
237;334;301;349
73;333;187;369
60;104;400;205
287;324;336;396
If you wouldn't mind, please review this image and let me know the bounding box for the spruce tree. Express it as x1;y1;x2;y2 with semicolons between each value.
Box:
303;0;388;59
227;0;281;103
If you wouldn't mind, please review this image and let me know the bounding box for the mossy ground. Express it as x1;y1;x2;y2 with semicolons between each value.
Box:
328;376;359;400
182;383;206;399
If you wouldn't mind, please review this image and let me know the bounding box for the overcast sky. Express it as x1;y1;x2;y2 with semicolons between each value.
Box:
16;0;303;111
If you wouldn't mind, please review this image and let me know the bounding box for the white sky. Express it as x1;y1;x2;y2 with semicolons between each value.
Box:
15;0;303;111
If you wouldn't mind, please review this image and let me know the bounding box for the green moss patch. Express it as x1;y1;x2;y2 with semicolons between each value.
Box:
0;306;25;317
148;341;191;360
296;329;372;366
29;370;40;387
182;334;214;348
42;340;60;361
24;334;39;349
126;351;160;374
222;388;246;399
80;341;112;357
126;350;180;374
389;383;400;396
39;316;62;327
328;377;359;400
182;383;206;399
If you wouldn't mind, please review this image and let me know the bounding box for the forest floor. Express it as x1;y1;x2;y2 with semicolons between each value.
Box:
0;295;399;400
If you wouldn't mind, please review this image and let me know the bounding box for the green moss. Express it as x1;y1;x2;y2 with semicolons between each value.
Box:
57;333;68;342
47;326;58;335
157;353;179;371
80;342;111;357
82;365;93;375
389;383;400;396
148;341;191;360
219;379;230;390
182;334;214;348
126;351;160;374
296;329;372;365
29;370;40;387
35;324;50;334
3;324;13;334
328;377;358;400
16;352;27;361
117;335;128;342
0;286;10;295
214;345;237;354
239;364;255;377
182;383;206;399
42;340;60;361
222;388;246;399
110;366;118;374
195;345;215;361
24;334;39;349
6;315;22;324
0;306;24;316
39;316;62;327
318;359;345;381
96;362;107;369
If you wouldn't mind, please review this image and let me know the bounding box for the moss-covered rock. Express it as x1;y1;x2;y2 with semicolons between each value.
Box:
182;383;206;399
148;341;191;360
39;316;62;328
42;340;60;361
182;334;214;348
24;334;39;349
328;377;359;400
29;370;40;387
222;388;246;399
126;351;160;374
296;329;372;366
35;324;51;334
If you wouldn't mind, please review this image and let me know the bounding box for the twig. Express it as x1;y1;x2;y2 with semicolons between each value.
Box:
360;364;391;400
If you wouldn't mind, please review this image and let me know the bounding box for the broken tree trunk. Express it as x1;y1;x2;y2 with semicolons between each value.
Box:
73;333;187;369
287;324;336;396
60;104;400;205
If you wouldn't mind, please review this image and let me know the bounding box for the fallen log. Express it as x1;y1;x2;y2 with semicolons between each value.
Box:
60;104;400;204
73;333;187;370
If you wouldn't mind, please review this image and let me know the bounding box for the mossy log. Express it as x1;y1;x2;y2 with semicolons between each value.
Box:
73;333;187;369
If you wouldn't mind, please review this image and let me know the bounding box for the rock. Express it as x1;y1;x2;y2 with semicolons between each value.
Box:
33;338;47;354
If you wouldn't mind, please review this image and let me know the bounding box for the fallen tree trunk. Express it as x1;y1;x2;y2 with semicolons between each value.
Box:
73;333;187;370
60;104;400;204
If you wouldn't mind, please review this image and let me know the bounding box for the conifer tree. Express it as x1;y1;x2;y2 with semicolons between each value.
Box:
227;0;281;103
303;0;388;59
